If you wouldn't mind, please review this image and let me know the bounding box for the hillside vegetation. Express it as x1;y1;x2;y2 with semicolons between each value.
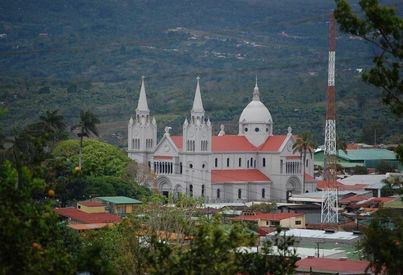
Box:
1;0;402;146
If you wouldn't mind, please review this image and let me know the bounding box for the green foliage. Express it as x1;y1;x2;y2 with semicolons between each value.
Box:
335;0;403;116
53;139;130;177
249;202;277;213
352;165;368;175
395;144;403;165
376;160;395;174
53;175;152;205
359;209;403;274
0;161;80;274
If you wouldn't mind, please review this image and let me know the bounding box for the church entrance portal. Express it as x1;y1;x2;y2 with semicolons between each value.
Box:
286;176;302;202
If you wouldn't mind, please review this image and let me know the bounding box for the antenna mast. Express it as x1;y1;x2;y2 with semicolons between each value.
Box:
321;13;339;224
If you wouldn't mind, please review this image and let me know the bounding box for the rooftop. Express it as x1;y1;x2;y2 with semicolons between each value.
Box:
211;169;271;184
78;201;105;207
296;257;371;274
232;212;303;221
96;196;142;204
55;208;121;224
68;223;108;231
268;228;360;241
338;148;396;161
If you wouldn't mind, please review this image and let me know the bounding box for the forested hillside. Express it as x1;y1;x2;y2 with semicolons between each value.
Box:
1;0;402;146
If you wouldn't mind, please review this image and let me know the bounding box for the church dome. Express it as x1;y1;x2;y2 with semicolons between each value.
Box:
239;100;272;123
239;81;272;124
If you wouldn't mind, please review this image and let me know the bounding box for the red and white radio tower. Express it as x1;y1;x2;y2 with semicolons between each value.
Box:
321;13;339;224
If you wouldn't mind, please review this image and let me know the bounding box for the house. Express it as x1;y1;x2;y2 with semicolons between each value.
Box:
95;196;142;217
296;257;375;274
231;212;305;228
77;200;106;213
54;208;121;224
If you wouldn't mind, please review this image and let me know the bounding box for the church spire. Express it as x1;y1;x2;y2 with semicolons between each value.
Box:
136;76;149;114
191;76;204;114
253;75;260;101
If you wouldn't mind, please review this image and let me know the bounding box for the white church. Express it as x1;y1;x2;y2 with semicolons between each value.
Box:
128;76;315;202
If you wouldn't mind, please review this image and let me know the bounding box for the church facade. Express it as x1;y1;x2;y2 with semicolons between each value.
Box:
128;76;315;202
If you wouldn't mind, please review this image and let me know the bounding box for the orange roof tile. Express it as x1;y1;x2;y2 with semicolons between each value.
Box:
258;135;288;152
211;169;270;184
339;195;370;204
232;212;303;221
304;173;315;181
296;257;371;273
79;201;105;207
55;208;121;224
170;136;183;150
212;135;256;152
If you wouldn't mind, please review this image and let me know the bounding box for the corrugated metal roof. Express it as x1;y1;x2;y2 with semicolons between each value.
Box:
338;148;396;161
96;196;142;204
269;228;359;241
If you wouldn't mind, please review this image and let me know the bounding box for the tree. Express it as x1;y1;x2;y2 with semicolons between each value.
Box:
334;0;403;117
39;109;67;147
0;161;80;274
71;110;100;170
292;132;315;193
376;160;395;174
359;209;403;274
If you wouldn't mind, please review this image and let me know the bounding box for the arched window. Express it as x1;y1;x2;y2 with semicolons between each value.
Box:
201;185;205;197
306;159;309;167
189;163;193;169
239;158;242;167
215;158;218;167
238;189;242;199
226;158;230;167
262;188;265;199
263;158;266;167
189;184;193;197
217;189;221;199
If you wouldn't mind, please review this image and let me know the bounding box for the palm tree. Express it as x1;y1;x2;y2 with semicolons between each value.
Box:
292;132;315;194
71;110;100;170
39;110;67;146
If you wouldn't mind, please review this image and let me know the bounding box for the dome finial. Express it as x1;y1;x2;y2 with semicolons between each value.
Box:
253;76;260;101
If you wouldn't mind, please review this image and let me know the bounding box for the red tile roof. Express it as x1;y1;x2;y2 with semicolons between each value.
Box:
296;257;371;274
79;201;105;207
304;173;315;181
258;135;288;152
212;135;256;152
55;208;121;224
170;136;183;150
339;195;370;204
211;169;271;184
232;212;303;221
316;180;368;191
68;223;108;231
170;134;288;153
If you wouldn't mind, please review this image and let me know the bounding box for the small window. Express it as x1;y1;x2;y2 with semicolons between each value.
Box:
180;162;183;174
306;159;309;167
217;189;221;199
239;158;242;167
255;127;259;132
295;220;301;225
202;163;205;169
262;188;265;199
266;221;269;225
238;189;242;199
266;128;269;132
226;158;230;167
247;160;249;168
263;158;266;167
244;127;248;132
189;163;193;169
201;185;205;197
189;185;193;197
215;158;218;167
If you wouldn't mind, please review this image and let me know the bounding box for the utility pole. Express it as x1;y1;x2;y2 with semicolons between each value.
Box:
321;13;339;224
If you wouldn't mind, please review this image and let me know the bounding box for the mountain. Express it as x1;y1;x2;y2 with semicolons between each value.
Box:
0;0;402;146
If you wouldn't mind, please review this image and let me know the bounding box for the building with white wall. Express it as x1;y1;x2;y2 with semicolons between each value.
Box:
128;76;315;202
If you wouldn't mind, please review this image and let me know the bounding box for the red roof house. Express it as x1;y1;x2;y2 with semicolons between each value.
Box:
296;257;374;274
